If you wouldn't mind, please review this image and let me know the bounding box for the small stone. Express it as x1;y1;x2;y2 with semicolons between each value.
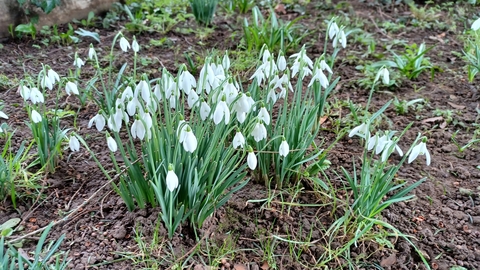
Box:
111;225;127;239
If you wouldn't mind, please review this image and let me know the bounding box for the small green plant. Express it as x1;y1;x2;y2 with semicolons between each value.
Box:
242;6;308;53
433;108;454;124
189;0;219;25
463;18;480;82
73;11;96;27
451;130;480;153
222;0;255;14
393;97;424;115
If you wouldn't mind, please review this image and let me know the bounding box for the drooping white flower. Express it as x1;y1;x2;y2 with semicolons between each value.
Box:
279;139;289;157
88;113;106;131
333;29;347;49
107;135;118;152
31;109;42;123
223;81;238;105
119;36;130;52
88;46;96;60
257;106;270;125
328;21;339;40
121;86;134;103
182;127;197;153
348;121;369;139
375;67;390;85
74;56;85;69
48;69;60;85
247;147;257;170
0;110;8;119
233;93;253;114
107;109;123;132
266;88;277;104
136;80;151;104
213;99;230;125
65;81;79;96
200;101;211;121
179;70;196;95
132;37;140;52
222;53;230;71
367;134;389;155
408;137;431;166
472;17;480;31
69;135;80;152
277;54;287;72
320;60;333;74
30;88;44;104
233;132;245;149
19;85;31;101
131;118;146;140
187;90;199;108
381;138;403;162
251;122;267;142
166;164;179;192
126;97;141;116
308;66;329;88
177;119;187;142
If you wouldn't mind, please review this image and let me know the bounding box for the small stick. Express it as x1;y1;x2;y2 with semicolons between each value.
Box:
7;159;139;244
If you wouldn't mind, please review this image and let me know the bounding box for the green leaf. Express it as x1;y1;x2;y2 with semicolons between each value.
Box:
74;28;100;43
0;218;21;231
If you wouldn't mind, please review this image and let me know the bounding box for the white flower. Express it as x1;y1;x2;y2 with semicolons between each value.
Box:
121;86;134;103
0;110;7;119
257;106;270;125
48;69;60;85
348;121;369;139
131;118;146;140
200;101;211;121
179;70;196;95
277;54;287;71
266;88;277;105
320;60;333;74
308;66;329;88
69;135;80;152
19;85;30;101
408;138;431;166
107;136;118;152
31;109;42;123
251;122;267;142
30;88;44;104
279;139;289;157
222;53;230;71
213;99;230;125
233;132;245;149
74;57;85;68
132;38;140;52
233;93;253;114
182;127;197;153
472;17;480;31
126;97;141;116
223;81;238;105
381;139;403;162
328;21;339;40
187;90;199;108
333;29;347;49
367;134;389;155
119;37;130;52
166;164;179;192
375;67;390;85
177;120;187;142
65;81;79;96
247;149;257;170
107;110;123;132
88;46;96;60
41;74;53;90
136;80;151;104
88;113;106;131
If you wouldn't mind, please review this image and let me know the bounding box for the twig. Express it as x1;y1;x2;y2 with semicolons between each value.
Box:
6;159;139;244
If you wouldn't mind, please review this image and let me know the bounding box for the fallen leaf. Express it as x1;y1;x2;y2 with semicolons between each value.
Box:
274;4;286;14
319;116;328;125
261;261;269;270
440;121;448;129
380;253;397;267
421;116;443;124
234;264;247;270
447;102;465;110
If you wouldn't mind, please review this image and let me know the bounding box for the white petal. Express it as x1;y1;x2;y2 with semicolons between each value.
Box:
472;17;480;31
166;170;179;192
279;140;289;157
247;152;257;170
31;110;42;123
107;136;118;152
69;136;80;152
0;111;8;119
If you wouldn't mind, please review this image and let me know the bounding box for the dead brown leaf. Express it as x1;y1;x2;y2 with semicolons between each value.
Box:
274;4;286;14
380;253;397;267
421;116;443;124
261;261;269;270
233;264;247;270
447;102;466;110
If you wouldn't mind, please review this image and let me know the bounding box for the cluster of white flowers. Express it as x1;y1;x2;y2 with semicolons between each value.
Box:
349;122;431;166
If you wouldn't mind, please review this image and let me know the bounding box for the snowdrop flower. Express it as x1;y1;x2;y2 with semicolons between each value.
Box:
69;135;80;152
31;109;42;123
106;135;117;152
121;86;134;103
213;97;230;125
126;97;141;116
200;101;211;121
348;121;369;139
328;21;339;40
277;54;287;72
381;138;403;162
233;131;245;149
48;68;60;85
308;66;329;88
65;81;79;96
250;66;266;86
375;66;390;85
0;110;7;119
119;36;130;52
166;164;179;192
136;80;151;104
88;113;106;131
132;37;140;52
223;81;238;105
30;88;44;104
472;17;480;31
408;137;431;166
257;106;270;125
367;134;389;155
187;90;199;108
222;53;230;71
88;45;96;60
279;138;289;157
320;60;333;74
179;70;196;95
107;109;123;132
73;54;85;68
333;29;347;49
19;85;30;101
181;126;197;153
251;122;267;142
247;147;257;170
266;88;277;104
131;118;146;140
177;119;187;141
